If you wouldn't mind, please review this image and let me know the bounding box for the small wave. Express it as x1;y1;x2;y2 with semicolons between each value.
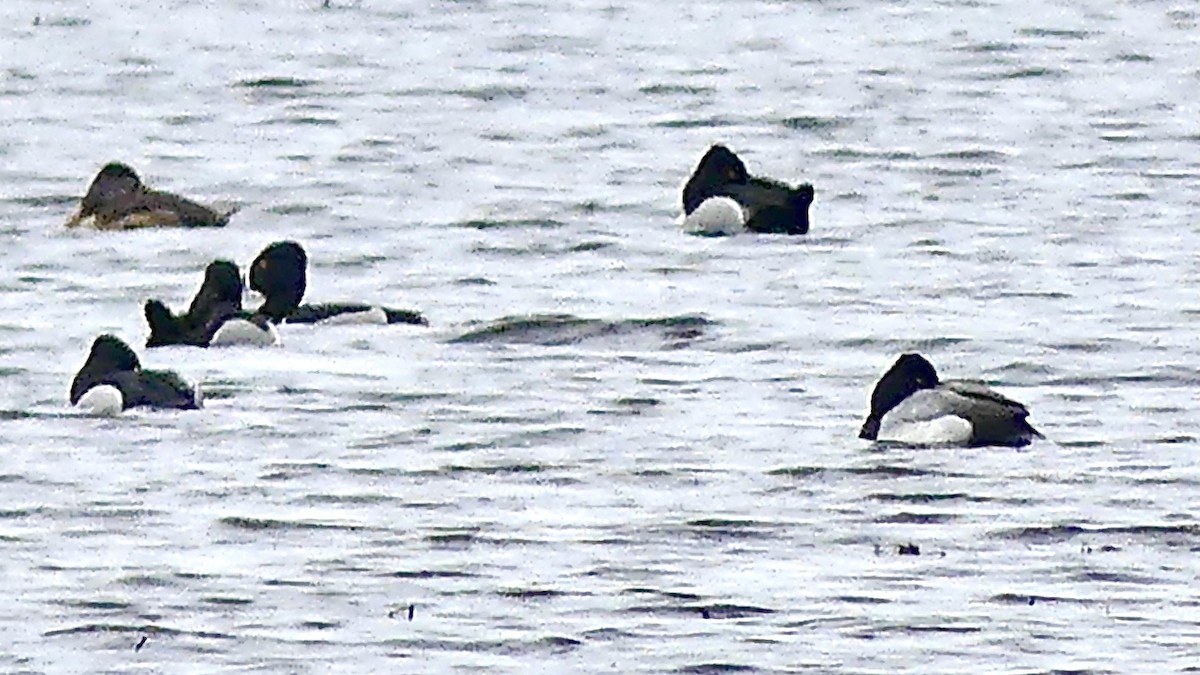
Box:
1075;570;1163;584
457;218;566;230
626;603;773;620
497;588;572;600
993;67;1064;80
236;76;316;89
449;314;714;348
218;516;366;531
455;85;528;101
770;465;966;479
639;84;715;96
1019;27;1093;39
44;623;232;639
201;596;253;605
876;512;958;524
993;523;1200;543
868;492;998;504
588;397;662;416
677;664;761;674
651;117;739;129
386;569;478;579
624;588;703;602
780;115;852;132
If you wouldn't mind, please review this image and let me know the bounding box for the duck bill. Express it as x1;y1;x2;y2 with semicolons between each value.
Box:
858;418;880;441
63;205;88;228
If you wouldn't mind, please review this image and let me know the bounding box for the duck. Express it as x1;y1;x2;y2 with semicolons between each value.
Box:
248;240;427;326
70;334;202;415
144;260;279;348
680;144;815;236
64;162;236;230
858;353;1043;448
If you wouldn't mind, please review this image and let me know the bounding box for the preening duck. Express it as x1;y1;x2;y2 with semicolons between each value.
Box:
64;162;236;230
680;144;814;236
144;260;278;348
70;334;201;415
859;353;1043;448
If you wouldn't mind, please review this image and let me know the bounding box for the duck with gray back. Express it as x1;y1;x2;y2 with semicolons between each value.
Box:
249;241;427;326
680;144;814;236
65;162;237;230
144;260;278;348
70;334;201;415
859;353;1043;448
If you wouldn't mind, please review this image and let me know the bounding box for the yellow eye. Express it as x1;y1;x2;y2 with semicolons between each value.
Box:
725;169;739;181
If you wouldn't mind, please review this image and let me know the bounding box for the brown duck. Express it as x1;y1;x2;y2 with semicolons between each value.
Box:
64;162;236;230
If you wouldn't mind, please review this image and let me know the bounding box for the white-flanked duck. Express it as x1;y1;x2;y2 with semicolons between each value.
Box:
680;144;814;236
249;241;426;326
859;353;1043;448
70;334;202;415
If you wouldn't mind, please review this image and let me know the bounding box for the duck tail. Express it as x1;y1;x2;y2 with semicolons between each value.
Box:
144;300;183;347
384;307;428;326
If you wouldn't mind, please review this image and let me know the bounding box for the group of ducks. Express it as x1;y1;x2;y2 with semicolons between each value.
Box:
65;145;1042;447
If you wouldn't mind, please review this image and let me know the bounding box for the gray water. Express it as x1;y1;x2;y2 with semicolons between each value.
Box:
2;0;1200;672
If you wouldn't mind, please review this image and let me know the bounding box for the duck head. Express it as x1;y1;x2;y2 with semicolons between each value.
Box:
682;144;750;215
187;260;245;317
70;334;140;404
249;241;307;322
66;163;145;228
859;353;940;440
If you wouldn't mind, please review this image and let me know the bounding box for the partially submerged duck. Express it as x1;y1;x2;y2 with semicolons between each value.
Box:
144;260;278;348
64;162;236;230
859;353;1043;448
680;144;814;236
70;334;201;415
249;240;427;326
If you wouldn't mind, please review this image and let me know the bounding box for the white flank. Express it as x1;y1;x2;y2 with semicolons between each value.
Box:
210;319;281;347
319;307;388;326
877;415;974;446
680;196;746;236
75;385;123;417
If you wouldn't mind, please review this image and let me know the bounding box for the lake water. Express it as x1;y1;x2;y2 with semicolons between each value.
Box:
2;0;1200;672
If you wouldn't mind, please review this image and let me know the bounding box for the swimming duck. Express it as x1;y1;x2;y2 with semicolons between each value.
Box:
248;241;427;326
64;162;236;230
859;353;1043;448
680;144;814;236
144;260;279;348
70;334;201;415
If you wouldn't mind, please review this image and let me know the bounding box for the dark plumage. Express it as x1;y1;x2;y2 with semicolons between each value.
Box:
144;260;273;347
681;144;814;235
70;334;199;412
65;162;235;230
859;353;1043;448
249;241;427;326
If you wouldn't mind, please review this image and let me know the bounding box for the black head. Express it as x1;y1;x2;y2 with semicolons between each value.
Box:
79;162;144;217
249;241;307;322
682;144;750;215
785;183;815;235
70;334;140;404
185;260;244;319
858;353;940;440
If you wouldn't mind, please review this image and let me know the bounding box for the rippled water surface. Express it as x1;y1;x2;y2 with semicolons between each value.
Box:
3;0;1200;672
